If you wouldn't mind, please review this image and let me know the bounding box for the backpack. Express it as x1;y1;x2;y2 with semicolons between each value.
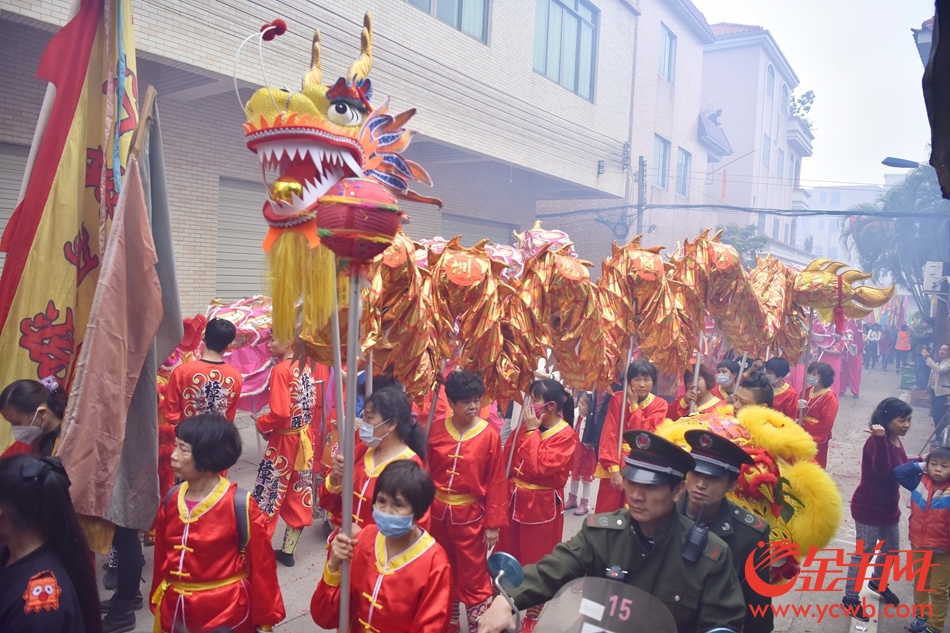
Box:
163;483;251;556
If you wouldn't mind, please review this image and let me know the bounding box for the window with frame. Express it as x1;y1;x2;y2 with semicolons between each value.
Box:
761;134;771;169
780;84;789;115
784;223;790;244
675;147;691;197
409;0;489;42
771;217;780;240
831;191;841;206
788;153;795;184
757;213;766;233
766;64;775;98
653;135;671;188
659;24;676;83
533;0;598;99
776;148;784;182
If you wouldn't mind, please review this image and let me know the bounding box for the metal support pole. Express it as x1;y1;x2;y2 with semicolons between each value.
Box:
636;156;646;236
690;337;703;415
367;350;373;397
617;334;635;459
338;264;363;633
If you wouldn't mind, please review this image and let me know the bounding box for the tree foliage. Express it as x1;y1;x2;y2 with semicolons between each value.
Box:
789;90;816;131
840;167;950;313
717;223;769;269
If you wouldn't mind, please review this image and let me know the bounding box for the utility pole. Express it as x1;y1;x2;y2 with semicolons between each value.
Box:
636;155;646;236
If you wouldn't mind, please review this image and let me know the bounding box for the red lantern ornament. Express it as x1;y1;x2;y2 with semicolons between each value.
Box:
318;178;403;263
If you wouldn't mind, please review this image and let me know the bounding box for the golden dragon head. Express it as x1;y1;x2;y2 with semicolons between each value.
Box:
241;13;438;251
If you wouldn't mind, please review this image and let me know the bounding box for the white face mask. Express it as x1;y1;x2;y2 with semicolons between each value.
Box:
806;375;820;386
764;373;778;386
11;408;44;445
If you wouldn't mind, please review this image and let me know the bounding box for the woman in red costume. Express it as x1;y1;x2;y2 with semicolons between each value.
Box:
801;361;840;468
251;336;318;567
311;459;451;633
320;386;428;533
151;414;284;633
594;359;669;513
427;370;508;633
497;378;575;631
668;364;724;419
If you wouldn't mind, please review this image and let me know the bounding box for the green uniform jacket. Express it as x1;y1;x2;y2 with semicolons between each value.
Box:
511;509;746;633
678;496;773;633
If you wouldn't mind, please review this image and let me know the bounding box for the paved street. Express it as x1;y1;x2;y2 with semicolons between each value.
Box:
103;364;937;632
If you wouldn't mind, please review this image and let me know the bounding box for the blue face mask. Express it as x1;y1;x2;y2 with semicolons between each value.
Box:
372;506;414;538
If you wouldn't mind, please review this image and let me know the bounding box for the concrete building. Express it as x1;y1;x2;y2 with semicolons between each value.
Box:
795;184;884;267
0;0;638;313
538;0;725;269
701;23;814;265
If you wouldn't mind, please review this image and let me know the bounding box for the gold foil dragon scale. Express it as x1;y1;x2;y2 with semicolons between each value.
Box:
791;258;895;321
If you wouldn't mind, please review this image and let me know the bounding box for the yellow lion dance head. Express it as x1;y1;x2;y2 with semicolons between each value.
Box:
656;405;842;579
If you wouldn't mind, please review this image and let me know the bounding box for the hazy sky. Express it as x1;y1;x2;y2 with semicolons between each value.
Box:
692;0;934;189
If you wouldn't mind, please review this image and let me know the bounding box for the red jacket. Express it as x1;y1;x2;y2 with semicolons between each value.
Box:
895;461;950;550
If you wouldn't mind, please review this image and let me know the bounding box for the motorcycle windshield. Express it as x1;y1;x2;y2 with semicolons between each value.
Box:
534;577;677;633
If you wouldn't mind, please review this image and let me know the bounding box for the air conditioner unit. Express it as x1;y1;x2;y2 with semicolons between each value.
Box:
923;261;946;293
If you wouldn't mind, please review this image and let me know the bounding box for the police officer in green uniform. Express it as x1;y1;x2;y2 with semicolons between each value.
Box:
477;431;745;633
681;429;773;633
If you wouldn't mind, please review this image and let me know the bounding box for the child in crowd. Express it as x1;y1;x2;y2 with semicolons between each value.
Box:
595;360;668;513
0;455;101;633
668;364;724;419
841;398;912;621
320;387;428;533
564;391;596;516
763;358;799;419
801;362;839;468
497;379;575;631
427;370;507;632
151;415;284;633
894;446;950;633
310;460;451;633
252;336;318;567
712;359;741;401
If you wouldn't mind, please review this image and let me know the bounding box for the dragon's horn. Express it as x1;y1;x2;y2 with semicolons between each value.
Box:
803;258;829;271
303;30;322;88
841;269;873;285
821;261;848;274
853;284;895;308
347;12;373;83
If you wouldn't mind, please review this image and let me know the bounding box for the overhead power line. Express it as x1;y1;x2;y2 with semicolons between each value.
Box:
536;202;950;220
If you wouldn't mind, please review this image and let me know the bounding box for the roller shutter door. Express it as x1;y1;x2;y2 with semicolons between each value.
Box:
0;143;30;275
441;213;514;247
216;178;269;301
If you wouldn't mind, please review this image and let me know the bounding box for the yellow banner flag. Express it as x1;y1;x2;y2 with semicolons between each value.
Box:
0;0;138;453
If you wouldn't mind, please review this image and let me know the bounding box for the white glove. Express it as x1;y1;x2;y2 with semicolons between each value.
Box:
798;399;808;409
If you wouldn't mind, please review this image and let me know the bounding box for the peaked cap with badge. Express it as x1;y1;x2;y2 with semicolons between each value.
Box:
621;430;695;485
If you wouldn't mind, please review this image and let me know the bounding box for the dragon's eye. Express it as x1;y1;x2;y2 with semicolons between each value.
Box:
327;101;364;126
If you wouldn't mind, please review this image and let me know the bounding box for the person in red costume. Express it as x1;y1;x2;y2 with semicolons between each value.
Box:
712;359;741;402
320;387;428;533
801;362;840;468
151;415;284;633
428;370;508;633
162;318;243;425
496;378;575;632
668;364;724;420
311;460;451;633
251;336;318;567
594;359;668;513
764;357;800;419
